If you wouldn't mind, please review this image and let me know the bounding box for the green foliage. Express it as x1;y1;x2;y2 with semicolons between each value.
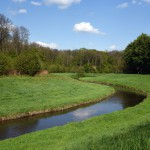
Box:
0;14;12;51
48;64;66;73
15;50;44;76
124;33;150;74
83;64;96;73
0;53;12;75
74;66;85;79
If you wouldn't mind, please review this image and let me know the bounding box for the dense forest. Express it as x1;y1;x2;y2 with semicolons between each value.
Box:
0;13;150;76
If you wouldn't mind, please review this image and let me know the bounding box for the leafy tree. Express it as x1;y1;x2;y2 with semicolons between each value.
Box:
124;33;150;74
12;26;29;54
0;53;12;75
108;51;125;73
75;66;85;79
0;14;12;51
19;26;29;45
15;50;44;76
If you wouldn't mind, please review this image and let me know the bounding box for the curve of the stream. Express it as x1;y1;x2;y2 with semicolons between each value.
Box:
0;87;146;140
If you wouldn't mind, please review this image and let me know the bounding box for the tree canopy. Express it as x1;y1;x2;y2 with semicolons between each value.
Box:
0;13;150;76
124;33;150;74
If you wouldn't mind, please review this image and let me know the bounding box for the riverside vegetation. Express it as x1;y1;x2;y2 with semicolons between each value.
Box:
0;74;149;150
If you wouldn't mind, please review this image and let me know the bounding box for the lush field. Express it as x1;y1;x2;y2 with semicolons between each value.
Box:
0;74;149;150
81;74;150;93
0;74;114;119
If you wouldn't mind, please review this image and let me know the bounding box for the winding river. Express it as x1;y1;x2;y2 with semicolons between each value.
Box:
0;87;146;140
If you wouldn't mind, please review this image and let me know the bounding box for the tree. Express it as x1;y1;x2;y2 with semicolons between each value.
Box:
108;51;125;73
124;33;150;74
0;53;12;75
15;50;44;76
19;26;29;45
12;27;21;54
12;26;29;54
0;14;12;51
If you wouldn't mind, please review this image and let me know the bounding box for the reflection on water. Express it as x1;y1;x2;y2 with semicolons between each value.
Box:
0;88;146;140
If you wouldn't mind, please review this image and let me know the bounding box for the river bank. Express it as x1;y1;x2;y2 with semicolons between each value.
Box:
0;75;114;121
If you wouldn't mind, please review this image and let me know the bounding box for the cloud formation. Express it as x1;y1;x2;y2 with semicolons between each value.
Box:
31;1;42;6
73;22;105;35
117;2;128;8
36;41;58;49
73;109;96;120
8;8;27;16
131;0;150;6
144;0;150;3
44;0;81;9
18;9;27;14
109;45;117;50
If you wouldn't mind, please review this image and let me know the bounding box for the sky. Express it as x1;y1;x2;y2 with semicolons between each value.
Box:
0;0;150;50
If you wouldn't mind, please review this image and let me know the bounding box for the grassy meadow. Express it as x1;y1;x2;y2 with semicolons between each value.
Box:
0;74;149;150
0;74;114;119
81;73;150;93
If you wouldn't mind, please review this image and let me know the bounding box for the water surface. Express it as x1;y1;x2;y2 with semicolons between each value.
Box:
0;87;146;140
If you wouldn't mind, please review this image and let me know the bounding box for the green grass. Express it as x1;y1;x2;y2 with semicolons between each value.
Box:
0;74;114;118
0;74;149;150
81;73;150;93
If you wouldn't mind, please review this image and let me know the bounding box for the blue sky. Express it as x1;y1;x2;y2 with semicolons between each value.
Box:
0;0;150;50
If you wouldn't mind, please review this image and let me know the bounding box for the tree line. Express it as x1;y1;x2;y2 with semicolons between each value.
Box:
0;13;150;76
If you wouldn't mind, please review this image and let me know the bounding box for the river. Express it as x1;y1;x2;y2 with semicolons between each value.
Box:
0;87;146;140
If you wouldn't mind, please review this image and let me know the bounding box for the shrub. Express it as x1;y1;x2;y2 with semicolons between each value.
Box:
0;53;12;75
48;64;66;73
15;50;43;76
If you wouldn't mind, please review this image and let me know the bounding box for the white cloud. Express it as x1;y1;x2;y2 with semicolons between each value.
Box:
73;109;96;120
31;1;42;6
117;2;128;8
36;41;58;49
12;0;26;3
44;0;81;9
8;9;27;16
73;22;105;35
18;9;27;14
109;45;117;50
132;0;150;5
143;0;150;3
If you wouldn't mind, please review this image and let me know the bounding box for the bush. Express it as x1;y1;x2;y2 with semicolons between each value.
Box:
48;64;66;73
75;66;85;79
15;50;43;76
0;53;12;75
84;64;97;73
